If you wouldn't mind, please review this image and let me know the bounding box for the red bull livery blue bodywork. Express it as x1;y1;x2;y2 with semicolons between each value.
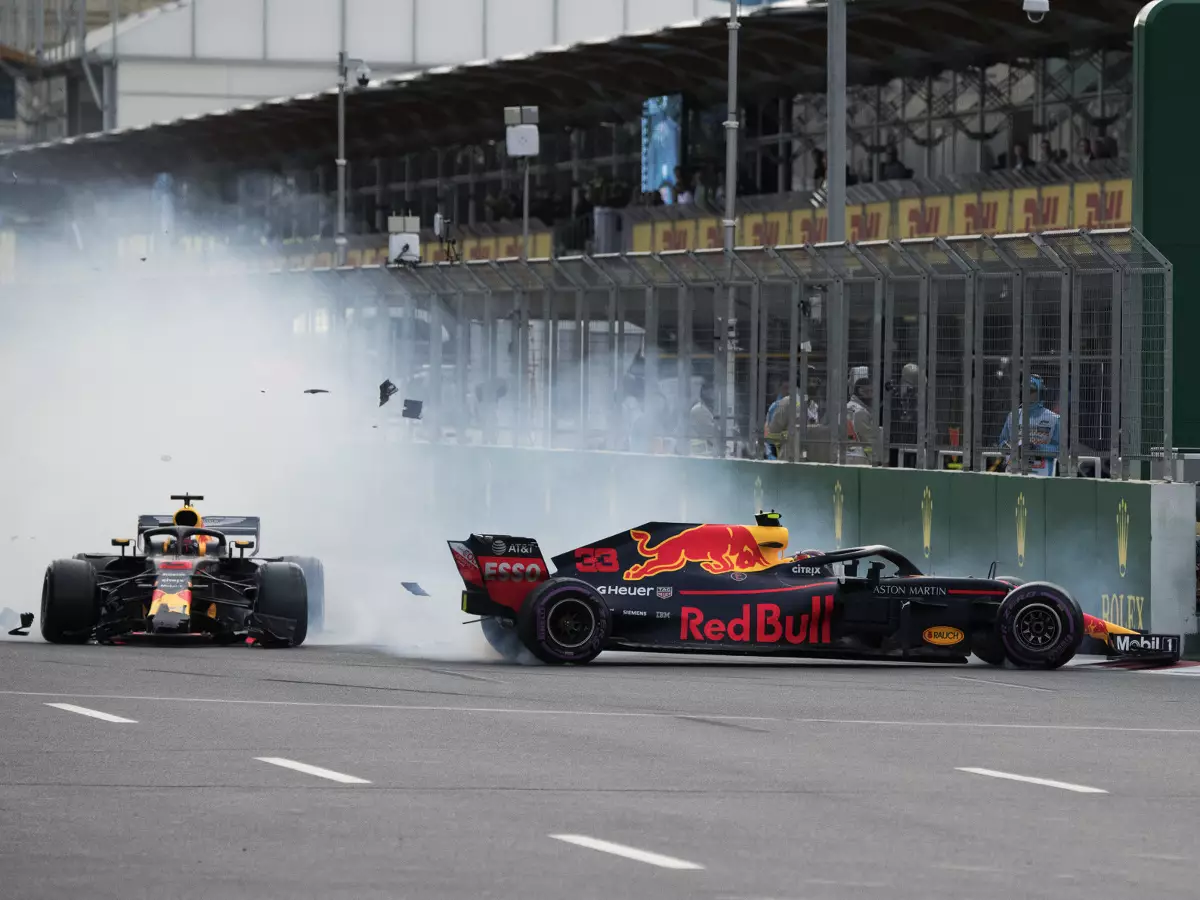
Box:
449;512;1182;668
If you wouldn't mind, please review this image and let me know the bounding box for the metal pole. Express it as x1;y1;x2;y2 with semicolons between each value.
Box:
336;51;347;267
719;0;740;459
723;0;739;253
826;0;847;242
522;157;530;260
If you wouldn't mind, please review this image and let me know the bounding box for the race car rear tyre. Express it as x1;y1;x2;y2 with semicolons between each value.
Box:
255;562;308;647
517;577;610;665
996;581;1084;669
40;559;98;644
282;556;324;633
480;616;537;664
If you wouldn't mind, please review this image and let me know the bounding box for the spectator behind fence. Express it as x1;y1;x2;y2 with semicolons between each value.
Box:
764;369;821;460
1011;142;1033;170
674;167;694;205
845;367;879;466
1076;137;1095;164
998;374;1060;477
880;147;912;181
689;383;716;456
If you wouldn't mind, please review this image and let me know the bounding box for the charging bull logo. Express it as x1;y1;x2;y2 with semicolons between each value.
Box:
624;525;771;581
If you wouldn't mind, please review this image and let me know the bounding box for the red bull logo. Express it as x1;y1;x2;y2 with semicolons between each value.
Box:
680;597;833;645
623;525;771;581
1084;613;1109;639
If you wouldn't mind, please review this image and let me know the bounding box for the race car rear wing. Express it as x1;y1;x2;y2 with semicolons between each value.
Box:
137;515;262;555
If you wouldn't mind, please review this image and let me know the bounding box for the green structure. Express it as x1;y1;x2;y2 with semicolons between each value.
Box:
1135;0;1198;449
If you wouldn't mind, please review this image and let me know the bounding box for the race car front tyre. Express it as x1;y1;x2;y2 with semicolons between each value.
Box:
282;556;324;633
970;631;1007;667
41;559;98;644
996;582;1084;669
255;562;308;647
517;577;610;665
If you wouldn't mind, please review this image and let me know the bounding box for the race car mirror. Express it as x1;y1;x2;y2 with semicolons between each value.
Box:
111;538;131;556
234;540;254;558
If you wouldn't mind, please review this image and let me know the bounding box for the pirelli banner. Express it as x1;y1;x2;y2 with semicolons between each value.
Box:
105;230;556;273
629;178;1133;252
396;442;1196;643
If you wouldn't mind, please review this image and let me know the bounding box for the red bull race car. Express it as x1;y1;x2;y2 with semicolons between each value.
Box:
449;512;1182;668
32;494;325;647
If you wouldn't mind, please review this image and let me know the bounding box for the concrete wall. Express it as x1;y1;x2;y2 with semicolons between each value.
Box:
70;0;730;130
374;442;1198;639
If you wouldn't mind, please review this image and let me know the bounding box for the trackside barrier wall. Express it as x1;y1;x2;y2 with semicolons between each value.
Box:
385;441;1196;640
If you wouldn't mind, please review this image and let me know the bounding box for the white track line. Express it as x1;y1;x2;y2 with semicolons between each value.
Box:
549;834;704;870
956;767;1107;794
951;675;1054;693
5;691;1200;735
44;702;136;723
255;757;371;784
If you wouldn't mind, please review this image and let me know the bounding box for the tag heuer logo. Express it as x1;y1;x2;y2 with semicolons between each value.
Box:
491;539;506;555
656;586;674;599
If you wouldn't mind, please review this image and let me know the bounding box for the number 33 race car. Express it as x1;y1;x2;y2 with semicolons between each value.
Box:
29;495;325;647
448;512;1182;668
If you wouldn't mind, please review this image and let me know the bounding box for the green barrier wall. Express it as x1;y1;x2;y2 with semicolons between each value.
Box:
396;442;1195;637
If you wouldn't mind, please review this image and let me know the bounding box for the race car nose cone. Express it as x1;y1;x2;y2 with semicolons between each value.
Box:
149;610;190;633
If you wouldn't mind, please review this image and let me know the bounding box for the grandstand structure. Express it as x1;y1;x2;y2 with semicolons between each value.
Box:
1;0;1142;264
0;0;1175;479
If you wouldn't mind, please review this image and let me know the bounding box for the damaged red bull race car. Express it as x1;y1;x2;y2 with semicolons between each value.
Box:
28;494;325;647
449;512;1182;668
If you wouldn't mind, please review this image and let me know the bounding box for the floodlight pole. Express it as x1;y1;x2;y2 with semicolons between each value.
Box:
826;0;847;242
717;0;741;460
723;0;739;254
336;50;348;267
523;158;531;260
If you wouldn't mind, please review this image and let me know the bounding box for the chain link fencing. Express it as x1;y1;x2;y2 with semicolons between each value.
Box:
7;227;1172;479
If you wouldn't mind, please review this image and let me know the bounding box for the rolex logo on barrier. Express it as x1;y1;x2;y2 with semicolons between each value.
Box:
1015;493;1028;568
1117;498;1129;578
922;486;933;559
833;481;844;549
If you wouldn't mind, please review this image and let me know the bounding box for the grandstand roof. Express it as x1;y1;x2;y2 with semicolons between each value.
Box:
1;0;1145;179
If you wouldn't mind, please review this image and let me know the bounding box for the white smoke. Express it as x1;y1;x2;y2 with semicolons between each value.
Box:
0;180;764;661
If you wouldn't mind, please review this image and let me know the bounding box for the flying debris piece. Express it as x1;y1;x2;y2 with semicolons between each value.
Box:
402;582;429;597
7;612;33;637
379;379;398;406
402;399;423;420
304;388;330;395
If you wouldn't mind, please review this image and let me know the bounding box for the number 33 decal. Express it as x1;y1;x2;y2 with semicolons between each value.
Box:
575;547;619;573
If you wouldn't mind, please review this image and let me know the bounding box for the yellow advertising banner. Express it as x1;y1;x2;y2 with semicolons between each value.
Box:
627;179;1133;253
0;179;1139;281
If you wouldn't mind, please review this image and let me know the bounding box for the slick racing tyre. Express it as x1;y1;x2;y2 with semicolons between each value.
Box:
517;577;610;665
996;581;1084;669
283;556;324;633
970;630;1007;667
255;562;309;647
41;559;99;644
480;616;537;665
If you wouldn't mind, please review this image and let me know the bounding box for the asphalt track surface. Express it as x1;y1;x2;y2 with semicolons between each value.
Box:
2;638;1199;900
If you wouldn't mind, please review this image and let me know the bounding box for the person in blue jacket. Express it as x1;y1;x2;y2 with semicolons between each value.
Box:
999;374;1060;476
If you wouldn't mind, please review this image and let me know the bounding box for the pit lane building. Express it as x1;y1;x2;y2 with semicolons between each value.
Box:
2;0;1143;269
